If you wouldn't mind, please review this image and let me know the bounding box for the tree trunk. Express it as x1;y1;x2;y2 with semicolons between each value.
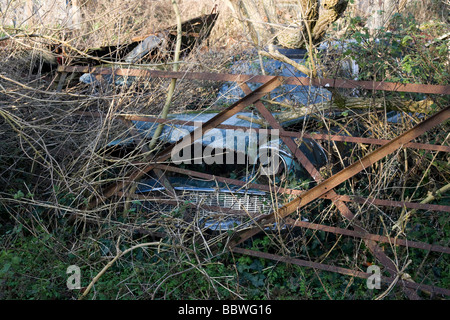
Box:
355;0;408;32
227;0;349;49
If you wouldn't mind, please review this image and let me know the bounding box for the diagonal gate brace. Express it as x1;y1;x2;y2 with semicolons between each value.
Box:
234;83;450;299
229;104;450;245
238;83;421;299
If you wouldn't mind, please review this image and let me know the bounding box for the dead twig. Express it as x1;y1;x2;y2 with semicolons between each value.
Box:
79;237;169;300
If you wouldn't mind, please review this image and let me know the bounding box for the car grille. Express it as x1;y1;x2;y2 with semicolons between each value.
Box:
135;188;280;231
178;190;272;215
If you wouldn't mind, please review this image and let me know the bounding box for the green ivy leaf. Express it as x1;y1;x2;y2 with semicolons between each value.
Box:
13;190;24;200
401;35;413;46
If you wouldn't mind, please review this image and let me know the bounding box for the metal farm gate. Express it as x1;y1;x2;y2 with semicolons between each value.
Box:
57;65;450;298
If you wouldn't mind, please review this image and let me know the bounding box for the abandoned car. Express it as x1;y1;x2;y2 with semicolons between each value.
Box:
105;110;343;232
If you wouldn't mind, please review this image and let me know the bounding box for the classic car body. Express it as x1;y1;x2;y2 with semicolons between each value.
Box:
113;111;331;231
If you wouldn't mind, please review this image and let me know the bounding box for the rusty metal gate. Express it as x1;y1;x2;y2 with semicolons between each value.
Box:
58;65;450;298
